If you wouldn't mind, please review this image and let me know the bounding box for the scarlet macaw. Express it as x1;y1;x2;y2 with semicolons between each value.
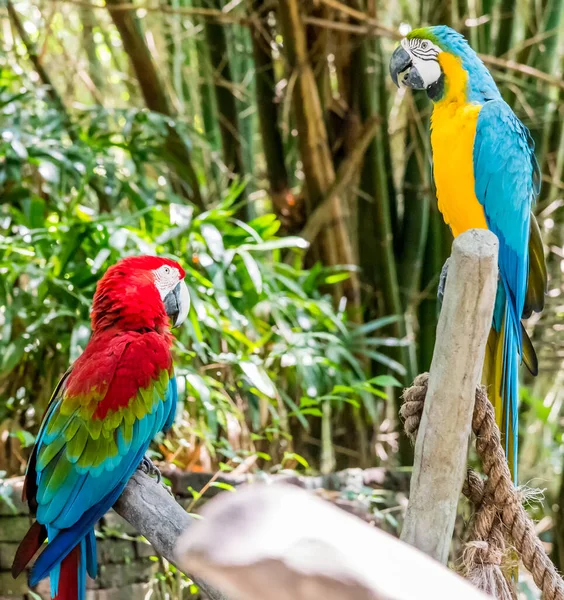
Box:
12;256;190;599
390;26;547;479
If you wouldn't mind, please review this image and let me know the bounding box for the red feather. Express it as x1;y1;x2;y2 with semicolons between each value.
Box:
11;521;47;578
53;546;80;600
65;330;172;419
90;256;185;332
63;255;181;419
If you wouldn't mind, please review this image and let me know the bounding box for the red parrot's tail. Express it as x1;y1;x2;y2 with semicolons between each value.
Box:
53;546;80;600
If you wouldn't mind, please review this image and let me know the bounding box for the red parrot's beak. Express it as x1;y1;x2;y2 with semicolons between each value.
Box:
164;280;190;328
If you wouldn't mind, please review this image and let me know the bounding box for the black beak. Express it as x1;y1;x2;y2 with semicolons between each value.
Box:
390;45;425;90
163;280;190;328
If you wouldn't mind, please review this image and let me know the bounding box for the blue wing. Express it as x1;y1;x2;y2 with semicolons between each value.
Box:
473;99;539;329
473;99;539;477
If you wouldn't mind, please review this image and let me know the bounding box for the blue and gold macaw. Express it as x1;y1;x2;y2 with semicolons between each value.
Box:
390;26;547;479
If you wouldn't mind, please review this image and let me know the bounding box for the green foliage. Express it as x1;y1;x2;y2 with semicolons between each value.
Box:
0;65;398;471
2;1;564;594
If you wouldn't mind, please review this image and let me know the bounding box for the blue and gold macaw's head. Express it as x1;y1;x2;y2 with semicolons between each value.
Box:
389;25;500;103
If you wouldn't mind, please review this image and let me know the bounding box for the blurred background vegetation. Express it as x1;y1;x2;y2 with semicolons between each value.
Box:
0;0;563;597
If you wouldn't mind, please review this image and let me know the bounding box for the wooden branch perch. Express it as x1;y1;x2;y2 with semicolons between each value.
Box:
400;228;499;563
113;471;230;600
175;483;490;600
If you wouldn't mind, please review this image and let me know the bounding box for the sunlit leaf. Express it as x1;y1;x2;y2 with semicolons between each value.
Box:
240;361;277;398
238;250;263;294
201;224;225;262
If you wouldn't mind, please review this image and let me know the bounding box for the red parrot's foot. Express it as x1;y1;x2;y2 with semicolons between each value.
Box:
138;456;162;483
137;457;173;496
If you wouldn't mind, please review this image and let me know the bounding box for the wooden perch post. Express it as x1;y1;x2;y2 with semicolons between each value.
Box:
175;483;490;600
400;228;499;563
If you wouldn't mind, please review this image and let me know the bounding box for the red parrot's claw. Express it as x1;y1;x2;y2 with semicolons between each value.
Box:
138;456;162;484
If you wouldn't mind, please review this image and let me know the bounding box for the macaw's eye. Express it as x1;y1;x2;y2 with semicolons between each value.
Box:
422;41;429;49
163;266;170;274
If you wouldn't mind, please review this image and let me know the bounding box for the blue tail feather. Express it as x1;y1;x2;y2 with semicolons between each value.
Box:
502;303;520;483
85;529;97;579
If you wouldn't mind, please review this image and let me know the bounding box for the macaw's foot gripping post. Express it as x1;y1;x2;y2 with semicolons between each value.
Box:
400;228;564;600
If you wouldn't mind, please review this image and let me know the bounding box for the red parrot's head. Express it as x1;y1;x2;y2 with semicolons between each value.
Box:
91;255;190;332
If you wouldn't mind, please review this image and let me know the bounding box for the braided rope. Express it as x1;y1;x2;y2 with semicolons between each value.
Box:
401;373;564;600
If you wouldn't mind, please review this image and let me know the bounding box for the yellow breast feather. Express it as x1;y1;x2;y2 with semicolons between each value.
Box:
430;53;488;238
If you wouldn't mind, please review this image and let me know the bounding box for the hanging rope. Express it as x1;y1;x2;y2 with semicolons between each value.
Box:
401;373;564;600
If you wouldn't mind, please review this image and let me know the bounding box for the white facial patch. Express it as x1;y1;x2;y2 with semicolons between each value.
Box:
153;264;181;299
402;37;443;88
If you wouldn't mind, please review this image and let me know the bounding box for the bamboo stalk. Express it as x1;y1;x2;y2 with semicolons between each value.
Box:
277;0;361;315
495;0;517;58
298;116;381;244
232;18;256;200
79;5;105;91
418;207;451;372
106;0;204;209
249;0;294;226
399;94;431;319
351;20;415;463
7;0;112;213
198;0;247;197
192;0;222;188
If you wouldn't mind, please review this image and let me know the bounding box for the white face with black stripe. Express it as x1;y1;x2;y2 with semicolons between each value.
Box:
401;37;442;88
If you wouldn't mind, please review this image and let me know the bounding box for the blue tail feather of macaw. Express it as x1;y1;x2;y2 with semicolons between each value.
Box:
502;303;519;483
485;283;520;483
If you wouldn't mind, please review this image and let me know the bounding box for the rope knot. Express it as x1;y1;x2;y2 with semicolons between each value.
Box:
464;540;503;566
399;372;428;443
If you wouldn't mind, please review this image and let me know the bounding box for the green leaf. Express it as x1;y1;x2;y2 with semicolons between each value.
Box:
10;139;28;159
240;362;277;398
239;237;309;253
238;250;263;294
322;272;350;284
186;373;218;438
10;430;35;448
0;339;26;375
201;224;225;262
369;375;402;387
295;408;323;417
283;452;309;469
210;481;236;492
353;315;402;336
363;351;407;376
